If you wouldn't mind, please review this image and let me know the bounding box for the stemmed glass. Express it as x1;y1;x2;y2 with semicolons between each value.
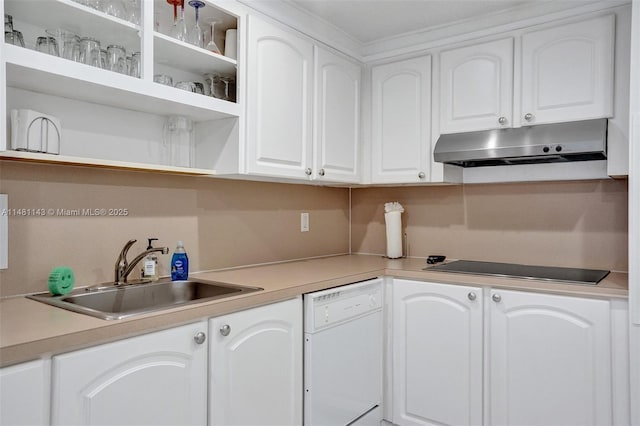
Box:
204;19;221;54
188;1;205;48
168;0;187;42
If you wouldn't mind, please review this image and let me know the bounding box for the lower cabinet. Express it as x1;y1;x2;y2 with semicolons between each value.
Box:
0;359;50;426
392;279;483;426
51;321;208;426
489;289;612;426
391;279;624;426
209;297;303;425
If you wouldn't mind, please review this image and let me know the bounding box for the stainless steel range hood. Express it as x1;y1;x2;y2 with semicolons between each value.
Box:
433;119;607;167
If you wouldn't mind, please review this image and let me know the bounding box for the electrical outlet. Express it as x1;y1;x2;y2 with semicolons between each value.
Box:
301;212;309;232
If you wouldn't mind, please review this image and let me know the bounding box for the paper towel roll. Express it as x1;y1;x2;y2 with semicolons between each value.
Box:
385;211;403;258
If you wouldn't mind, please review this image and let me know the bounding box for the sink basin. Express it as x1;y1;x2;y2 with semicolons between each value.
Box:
27;278;263;320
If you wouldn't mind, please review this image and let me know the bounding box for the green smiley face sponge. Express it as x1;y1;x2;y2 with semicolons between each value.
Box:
48;266;75;296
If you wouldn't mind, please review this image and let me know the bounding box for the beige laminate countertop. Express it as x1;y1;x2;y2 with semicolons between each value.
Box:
0;254;628;368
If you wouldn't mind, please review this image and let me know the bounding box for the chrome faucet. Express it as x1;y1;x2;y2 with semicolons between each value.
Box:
114;239;169;285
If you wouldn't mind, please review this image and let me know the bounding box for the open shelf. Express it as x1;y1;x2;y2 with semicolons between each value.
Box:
154;32;237;76
4;44;240;121
0;151;217;176
5;0;141;52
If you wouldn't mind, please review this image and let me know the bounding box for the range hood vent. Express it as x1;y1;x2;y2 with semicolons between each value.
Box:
433;119;607;168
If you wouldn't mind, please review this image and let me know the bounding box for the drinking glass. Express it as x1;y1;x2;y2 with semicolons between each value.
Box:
126;0;141;25
154;74;173;86
175;81;197;92
100;49;108;69
129;51;141;78
193;82;204;95
4;14;13;33
214;76;235;101
102;0;127;20
204;19;221;54
36;36;60;56
203;72;217;96
45;29;79;61
79;37;101;67
187;0;205;48
5;31;24;47
107;44;126;73
170;0;188;42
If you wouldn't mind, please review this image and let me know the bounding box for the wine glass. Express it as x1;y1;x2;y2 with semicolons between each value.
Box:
169;0;187;42
204;19;221;54
188;1;205;48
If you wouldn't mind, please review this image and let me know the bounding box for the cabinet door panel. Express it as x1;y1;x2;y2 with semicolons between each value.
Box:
489;289;612;425
51;322;207;426
0;359;50;426
210;297;302;426
440;38;513;132
314;47;361;183
246;16;313;179
521;15;614;125
371;56;431;183
392;280;482;426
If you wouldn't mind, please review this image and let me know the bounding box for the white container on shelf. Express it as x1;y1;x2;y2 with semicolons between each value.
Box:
224;29;237;59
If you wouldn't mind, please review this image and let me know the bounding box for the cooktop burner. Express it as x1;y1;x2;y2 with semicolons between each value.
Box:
425;260;609;285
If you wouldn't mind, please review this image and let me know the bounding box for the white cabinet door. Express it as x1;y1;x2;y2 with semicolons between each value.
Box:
313;47;361;183
371;56;431;183
489;289;612;426
209;297;302;426
439;38;514;133
0;359;50;426
392;279;483;426
245;15;314;180
520;15;614;126
51;322;208;426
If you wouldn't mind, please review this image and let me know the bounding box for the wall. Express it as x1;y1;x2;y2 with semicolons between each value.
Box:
0;161;350;297
352;180;628;272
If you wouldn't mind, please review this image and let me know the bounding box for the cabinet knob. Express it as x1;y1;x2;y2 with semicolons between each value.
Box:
219;324;231;336
492;293;502;303
194;332;206;345
524;113;534;122
418;171;426;179
498;116;507;125
305;168;312;176
467;292;477;301
318;168;325;176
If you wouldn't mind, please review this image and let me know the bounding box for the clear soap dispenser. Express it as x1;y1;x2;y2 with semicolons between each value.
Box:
142;238;160;281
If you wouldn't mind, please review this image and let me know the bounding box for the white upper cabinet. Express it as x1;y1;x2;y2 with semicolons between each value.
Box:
371;55;431;183
520;14;615;126
313;47;361;183
440;38;513;133
51;322;208;426
245;15;314;180
489;289;612;425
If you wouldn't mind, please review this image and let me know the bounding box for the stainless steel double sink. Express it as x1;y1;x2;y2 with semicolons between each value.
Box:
28;278;262;320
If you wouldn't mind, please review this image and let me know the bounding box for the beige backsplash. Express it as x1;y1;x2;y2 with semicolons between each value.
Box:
0;161;629;297
0;161;350;297
351;180;628;271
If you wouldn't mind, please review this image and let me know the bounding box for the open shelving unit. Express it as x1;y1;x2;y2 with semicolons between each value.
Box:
1;0;240;174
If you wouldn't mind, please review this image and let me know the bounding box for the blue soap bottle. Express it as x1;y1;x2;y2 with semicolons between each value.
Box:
170;241;189;281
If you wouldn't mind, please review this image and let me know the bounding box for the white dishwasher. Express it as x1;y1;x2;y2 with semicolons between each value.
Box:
304;278;383;426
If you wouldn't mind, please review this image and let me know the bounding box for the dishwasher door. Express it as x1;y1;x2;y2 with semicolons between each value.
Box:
304;279;383;426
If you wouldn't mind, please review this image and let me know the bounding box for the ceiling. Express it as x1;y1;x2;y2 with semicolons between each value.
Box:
284;0;599;44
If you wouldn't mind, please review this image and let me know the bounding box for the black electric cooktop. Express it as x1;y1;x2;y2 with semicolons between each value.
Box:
425;260;610;285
